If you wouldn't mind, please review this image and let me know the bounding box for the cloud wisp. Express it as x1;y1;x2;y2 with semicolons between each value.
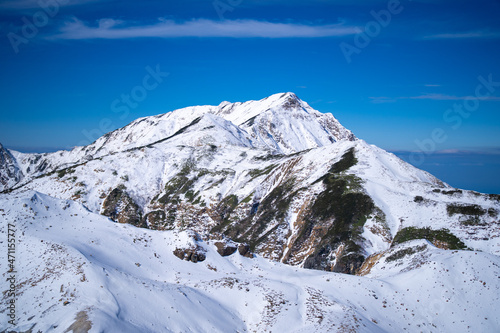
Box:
369;97;397;104
392;147;500;156
423;31;500;40
370;94;500;103
47;17;361;40
408;94;500;101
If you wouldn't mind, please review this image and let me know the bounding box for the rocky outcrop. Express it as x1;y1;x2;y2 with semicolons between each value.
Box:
214;241;237;256
237;243;253;258
101;186;143;226
0;143;23;192
173;246;206;263
208;148;380;274
142;210;175;230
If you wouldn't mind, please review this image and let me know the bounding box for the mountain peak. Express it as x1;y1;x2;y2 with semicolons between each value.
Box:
272;92;302;110
269;91;299;101
207;93;356;153
103;93;355;154
216;92;302;116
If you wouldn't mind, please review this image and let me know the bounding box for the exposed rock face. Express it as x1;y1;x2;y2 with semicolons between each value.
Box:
208;148;382;274
214;241;237;257
142;210;174;230
0;143;23;191
101;187;143;226
173;247;206;263
296;150;376;274
238;243;253;258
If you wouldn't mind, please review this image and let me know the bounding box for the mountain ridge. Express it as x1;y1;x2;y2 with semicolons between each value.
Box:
2;93;498;270
0;92;354;192
1;92;500;332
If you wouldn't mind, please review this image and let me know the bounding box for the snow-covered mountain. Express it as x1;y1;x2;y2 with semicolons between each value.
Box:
1;92;499;332
0;92;353;190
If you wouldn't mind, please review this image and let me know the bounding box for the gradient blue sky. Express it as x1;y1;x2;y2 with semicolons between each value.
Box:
1;0;499;193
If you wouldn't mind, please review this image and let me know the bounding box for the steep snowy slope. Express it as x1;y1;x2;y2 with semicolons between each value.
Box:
1;191;499;332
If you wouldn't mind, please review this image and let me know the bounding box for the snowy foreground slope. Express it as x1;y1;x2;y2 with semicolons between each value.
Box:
1;191;499;332
1;92;500;332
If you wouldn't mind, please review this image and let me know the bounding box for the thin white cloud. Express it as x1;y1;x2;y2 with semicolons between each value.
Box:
409;94;500;101
48;17;361;40
424;84;441;87
370;94;500;103
369;97;397;104
391;147;500;156
423;31;500;40
436;148;500;156
437;149;463;154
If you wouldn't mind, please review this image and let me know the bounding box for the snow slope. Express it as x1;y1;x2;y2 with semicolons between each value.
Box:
1;191;499;332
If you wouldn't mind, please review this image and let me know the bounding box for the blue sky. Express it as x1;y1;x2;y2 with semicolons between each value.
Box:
0;0;499;193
